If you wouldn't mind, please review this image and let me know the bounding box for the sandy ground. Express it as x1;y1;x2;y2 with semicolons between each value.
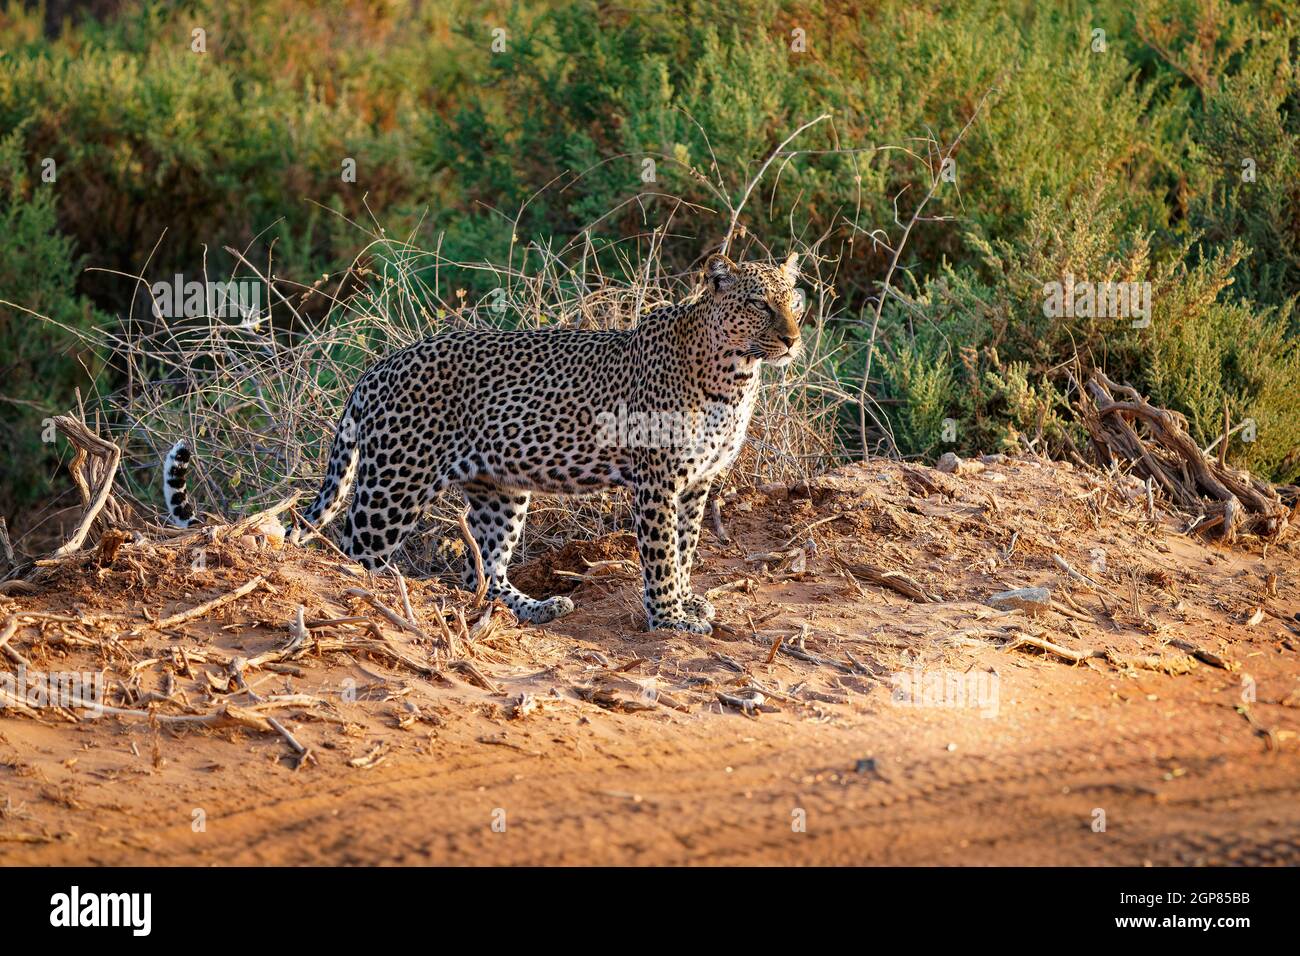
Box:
1;456;1298;865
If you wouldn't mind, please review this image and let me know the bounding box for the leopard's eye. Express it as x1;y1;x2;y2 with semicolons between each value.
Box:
747;298;772;315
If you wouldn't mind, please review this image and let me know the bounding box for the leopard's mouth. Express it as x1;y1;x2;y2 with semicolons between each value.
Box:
764;342;801;366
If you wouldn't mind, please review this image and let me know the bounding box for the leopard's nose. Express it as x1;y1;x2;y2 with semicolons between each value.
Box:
776;333;798;349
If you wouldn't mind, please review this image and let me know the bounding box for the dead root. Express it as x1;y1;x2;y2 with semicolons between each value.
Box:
1003;632;1195;674
1074;368;1289;543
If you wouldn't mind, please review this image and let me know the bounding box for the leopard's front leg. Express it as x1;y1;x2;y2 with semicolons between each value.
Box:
633;479;711;634
676;483;715;623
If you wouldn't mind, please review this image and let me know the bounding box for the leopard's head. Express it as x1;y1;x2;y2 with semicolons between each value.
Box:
701;252;803;367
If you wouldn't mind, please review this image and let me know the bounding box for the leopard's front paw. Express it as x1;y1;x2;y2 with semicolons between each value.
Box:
648;613;713;636
682;593;715;622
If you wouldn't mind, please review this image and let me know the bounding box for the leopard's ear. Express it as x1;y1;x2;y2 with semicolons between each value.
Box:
782;252;800;285
704;253;738;292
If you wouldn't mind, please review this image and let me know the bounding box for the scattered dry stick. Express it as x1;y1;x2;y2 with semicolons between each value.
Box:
0;615;19;658
782;508;867;549
1004;633;1192;674
0;686;41;718
265;716;315;769
1049;600;1096;624
287;505;352;563
706;577;755;600
710;497;730;543
834;559;937;603
153;575;266;631
344;587;435;644
458;507;488;607
779;640;855;673
716;689;774;717
1236;705;1278;751
450;659;501;693
300;600;440;676
1051;554;1113;614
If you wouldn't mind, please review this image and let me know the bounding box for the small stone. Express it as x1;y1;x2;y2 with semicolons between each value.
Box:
256;515;286;550
936;452;985;475
988;586;1052;616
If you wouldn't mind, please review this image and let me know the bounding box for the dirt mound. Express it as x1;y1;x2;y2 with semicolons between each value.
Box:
510;531;639;596
2;455;1298;864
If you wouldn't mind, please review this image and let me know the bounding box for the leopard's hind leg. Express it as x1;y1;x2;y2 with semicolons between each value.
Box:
339;441;433;571
461;481;573;624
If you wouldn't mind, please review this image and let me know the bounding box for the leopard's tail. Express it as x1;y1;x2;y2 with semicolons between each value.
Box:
291;389;362;544
162;440;197;528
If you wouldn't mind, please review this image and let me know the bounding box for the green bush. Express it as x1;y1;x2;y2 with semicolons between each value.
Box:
1187;33;1300;306
873;181;1300;482
1144;246;1300;481
0;127;107;515
875;341;953;458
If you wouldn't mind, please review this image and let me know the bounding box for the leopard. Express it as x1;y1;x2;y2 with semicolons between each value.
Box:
168;251;803;635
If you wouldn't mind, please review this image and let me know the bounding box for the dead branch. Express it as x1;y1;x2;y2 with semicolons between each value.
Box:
834;559;937;602
0;517;13;571
716;689;775;717
153;575;267;630
265;716;315;768
458;507;488;607
1074;369;1287;542
710;496;730;543
1051;553;1113;613
449;659;501;693
1004;633;1193;674
287;505;352;563
51;415;126;557
344;587;437;645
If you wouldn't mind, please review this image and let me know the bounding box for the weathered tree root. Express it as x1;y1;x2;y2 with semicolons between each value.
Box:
1075;369;1289;542
3;412;301;588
